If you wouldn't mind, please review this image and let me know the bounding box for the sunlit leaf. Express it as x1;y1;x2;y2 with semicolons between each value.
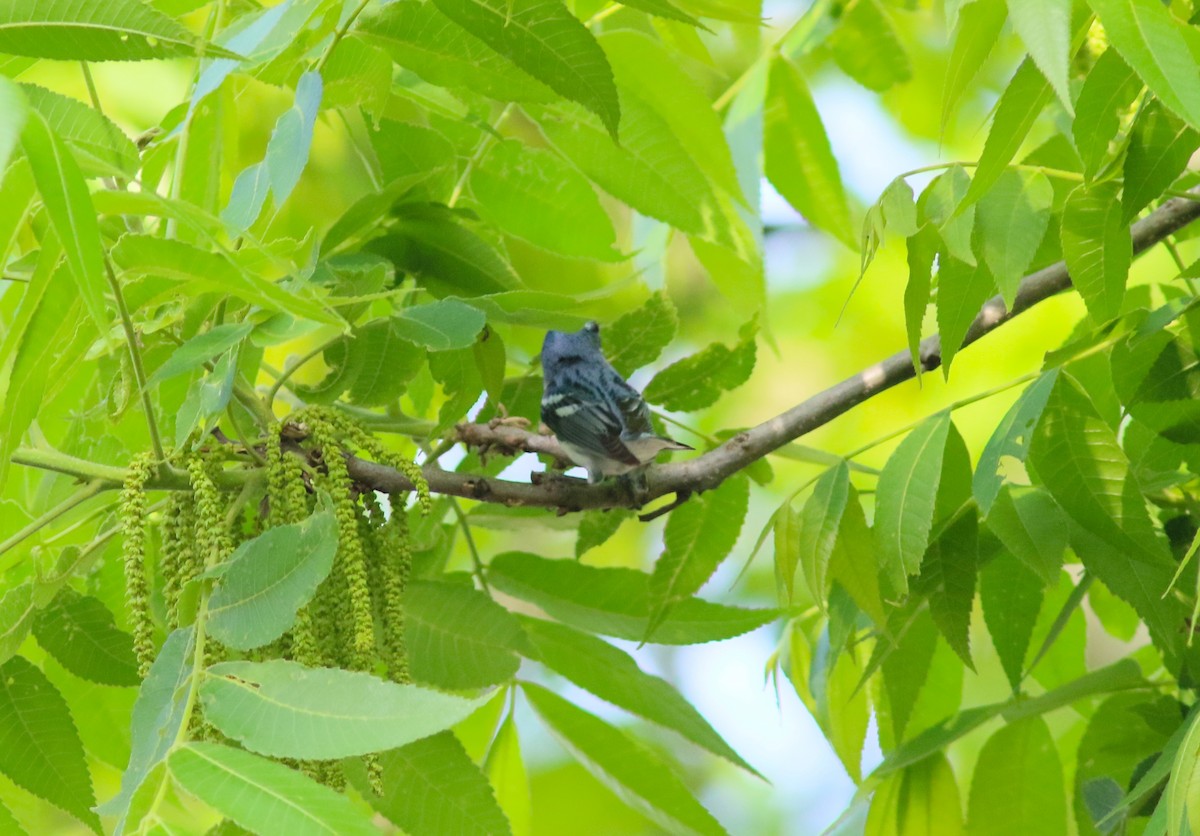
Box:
941;0;1007;132
32;589;138;687
975;169;1053;305
1072;49;1142;180
643;327;756;412
1061;181;1131;323
1007;0;1071;109
1123;98;1200;221
967;717;1065;835
403;580;524;689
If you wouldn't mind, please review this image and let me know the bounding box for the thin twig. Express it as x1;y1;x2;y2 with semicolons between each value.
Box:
104;256;165;461
449;497;490;593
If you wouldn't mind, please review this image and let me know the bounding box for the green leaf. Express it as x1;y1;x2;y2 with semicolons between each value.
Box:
488;552;779;645
773;503;801;605
936;255;995;376
534;90;717;237
960;59;1054;211
975;169;1053;305
967;717;1065;835
812;637;870;782
431;0;620;137
643;328;756;412
797;462;850;610
1073;49;1142;180
874;411;952;595
295;319;424;407
1007;0;1071;109
264;70;322;211
1061;181;1131;323
828;485;886;625
827;0;911;92
200;659;492;759
20;83;140;178
392;299;486;351
919;165;975;265
764;56;855;249
175;348;236;447
617;0;706;28
866;753;964;835
877;607;939;742
1112;332;1200;444
428;346;484;433
0;583;35;665
0;0;232;61
207;508;338;651
358;0;554;102
973;370;1058;513
980;550;1043;691
349;732;511;836
986;487;1066;584
1123;98;1200;221
32;589;139;687
519;617;756;775
1168;706;1200;836
0;799;24;836
470;140;619;260
22;110;109;336
941;0;1007;132
147;323;254;388
169;742;377;835
0;656;99;833
903;225;938;374
575;510;631;558
603;292;678;379
320;35;390;117
0;75;25;175
403;580;524;689
523;682;728;836
485;716;531;836
1088;0;1200;131
98;627;195;829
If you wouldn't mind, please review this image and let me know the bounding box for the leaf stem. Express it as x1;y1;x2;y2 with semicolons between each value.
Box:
314;0;373;73
266;335;343;410
449;497;490;593
105;256;165;461
0;480;106;569
448;104;514;208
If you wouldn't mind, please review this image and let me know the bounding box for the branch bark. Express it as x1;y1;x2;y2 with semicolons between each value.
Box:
14;193;1200;512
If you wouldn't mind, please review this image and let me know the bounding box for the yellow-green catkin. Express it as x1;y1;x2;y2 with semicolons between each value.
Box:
159;490;195;628
379;499;413;684
310;415;375;671
120;452;157;677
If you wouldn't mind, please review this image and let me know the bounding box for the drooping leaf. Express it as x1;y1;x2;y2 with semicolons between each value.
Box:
919;165;975;265
0;583;35;665
348;732;511;836
827;0;911;92
174;347;237;448
915;458;977;666
523;682;728;836
797;462;850;610
1088;0;1200;131
1007;0;1071;109
0;656;100;833
519;617;756;774
207;508;338;651
973;370;1058;513
903;224;938;374
967;717;1066;836
169;742;377;835
876;607;940;742
773;502;801;605
0;0;234;61
941;0;1007;132
764;56;855;249
0;75;25;175
979;549;1043;692
146;323;254;388
986;487;1066;584
975;169;1053;305
575;509;632;558
32;589;139;687
1122;98;1200;221
199;659;492;759
828;485;886;625
866;753;964;835
484;715;531;836
603;292;678;378
392;299;486;351
20;83;139;178
1073;49;1142;180
810;632;870;782
320;35;391;117
1061;181;1131;324
936;255;995;376
488;552;779;645
617;0;706;28
643;327;756;411
403;580;524;689
874;411;952;595
432;0;620;137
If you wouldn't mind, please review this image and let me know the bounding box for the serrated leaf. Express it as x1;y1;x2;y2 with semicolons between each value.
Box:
403;580;524;689
488;552;778;645
575;509;631;558
201;660;492;758
643;329;756;412
471;139;619;260
1088;0;1200;131
866;753;964;835
874;411;952;596
812;636;869;782
1123;98;1200;221
169;742;376;835
960;58;1054;211
1168;706;1200;836
174;347;236;447
31;589;138;686
975;169;1053;305
904;225;938;374
358;0;554;102
393;299;486;351
207;508;337;651
828;0;911;92
987;487;1066;584
919;165;975;265
936;254;996;376
764;56;855;248
1061;181;1131;323
22;110;109;336
973;370;1058;513
349;731;511;836
0;75;25;175
603;292;678;378
147;323;254;388
980;550;1044;692
877;607;939;742
264;70;321;210
485;716;531;836
428;345;484;433
0;0;232;61
941;0;1007;133
1007;0;1071;109
321;35;390;117
0;656;99;833
523;682;728;836
828;485;886;625
967;717;1065;835
1073;49;1142;180
520;617;756;775
647;476;749;638
797;462;850;610
432;0;620;137
618;0;706;28
0;583;34;665
774;503;801;605
20;83;139;178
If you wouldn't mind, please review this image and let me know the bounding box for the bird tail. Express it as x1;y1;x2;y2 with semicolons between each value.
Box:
658;436;694;451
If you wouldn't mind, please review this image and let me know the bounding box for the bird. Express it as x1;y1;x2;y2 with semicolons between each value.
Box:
540;321;693;484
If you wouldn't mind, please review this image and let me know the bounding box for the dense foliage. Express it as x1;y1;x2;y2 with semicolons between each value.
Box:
7;0;1200;833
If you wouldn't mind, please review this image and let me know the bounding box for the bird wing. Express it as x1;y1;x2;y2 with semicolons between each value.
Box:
542;390;641;466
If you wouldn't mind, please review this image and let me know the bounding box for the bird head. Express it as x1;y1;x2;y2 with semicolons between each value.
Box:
541;321;602;375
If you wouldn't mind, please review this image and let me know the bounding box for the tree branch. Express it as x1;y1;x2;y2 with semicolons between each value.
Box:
12;194;1200;513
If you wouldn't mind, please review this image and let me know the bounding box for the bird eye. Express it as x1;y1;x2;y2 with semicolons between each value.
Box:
583;321;599;334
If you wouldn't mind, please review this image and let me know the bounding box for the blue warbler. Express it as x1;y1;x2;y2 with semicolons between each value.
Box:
541;321;692;484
